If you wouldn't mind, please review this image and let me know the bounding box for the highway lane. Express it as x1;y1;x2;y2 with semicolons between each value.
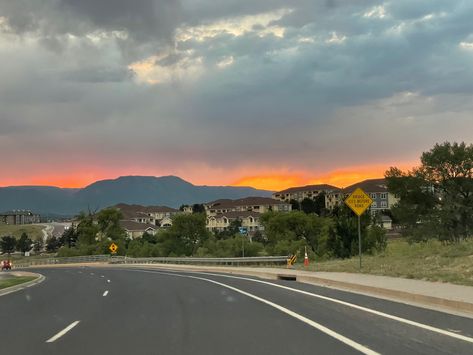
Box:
0;267;472;355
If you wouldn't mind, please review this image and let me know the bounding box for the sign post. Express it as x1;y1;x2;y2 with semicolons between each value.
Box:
109;242;118;255
344;188;373;269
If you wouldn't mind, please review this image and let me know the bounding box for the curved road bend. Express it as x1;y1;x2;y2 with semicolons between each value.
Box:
1;267;473;355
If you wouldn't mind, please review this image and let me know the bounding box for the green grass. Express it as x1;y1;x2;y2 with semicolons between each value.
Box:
0;276;36;290
295;238;473;286
0;224;45;240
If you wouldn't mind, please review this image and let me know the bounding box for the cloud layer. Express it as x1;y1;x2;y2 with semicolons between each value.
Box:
1;0;472;188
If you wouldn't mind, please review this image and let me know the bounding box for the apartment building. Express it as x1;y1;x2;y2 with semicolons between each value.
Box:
204;197;291;217
273;184;343;210
115;203;180;227
0;210;41;225
206;211;262;233
203;197;291;233
119;220;157;239
343;178;398;213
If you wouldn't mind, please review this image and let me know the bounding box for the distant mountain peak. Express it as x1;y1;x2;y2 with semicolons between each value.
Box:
0;175;271;215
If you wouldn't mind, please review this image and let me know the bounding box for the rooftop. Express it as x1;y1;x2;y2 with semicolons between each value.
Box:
114;203;179;219
275;184;341;195
119;220;157;231
343;178;388;193
0;210;39;216
211;211;261;220
206;196;288;209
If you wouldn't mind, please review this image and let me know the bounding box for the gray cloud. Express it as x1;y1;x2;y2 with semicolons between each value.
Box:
1;0;473;184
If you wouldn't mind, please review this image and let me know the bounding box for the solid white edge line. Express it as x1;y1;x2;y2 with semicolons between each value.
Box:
103;290;109;297
46;321;80;343
127;268;473;345
136;270;379;355
186;270;473;345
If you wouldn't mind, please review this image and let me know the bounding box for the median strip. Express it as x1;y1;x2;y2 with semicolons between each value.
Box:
46;321;80;343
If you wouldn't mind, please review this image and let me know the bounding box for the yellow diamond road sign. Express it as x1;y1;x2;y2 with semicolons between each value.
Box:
109;243;118;253
345;188;373;216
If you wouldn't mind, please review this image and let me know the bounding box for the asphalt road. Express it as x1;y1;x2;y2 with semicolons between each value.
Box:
1;267;473;355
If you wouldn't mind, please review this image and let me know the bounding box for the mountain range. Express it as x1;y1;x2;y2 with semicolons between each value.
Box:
0;176;272;216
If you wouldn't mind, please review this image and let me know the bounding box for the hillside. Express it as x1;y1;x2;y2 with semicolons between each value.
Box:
0;176;272;215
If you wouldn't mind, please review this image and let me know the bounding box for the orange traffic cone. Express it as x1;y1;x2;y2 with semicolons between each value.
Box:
304;246;309;267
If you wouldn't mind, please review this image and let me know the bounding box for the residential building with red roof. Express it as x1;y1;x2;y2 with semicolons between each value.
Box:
272;184;343;209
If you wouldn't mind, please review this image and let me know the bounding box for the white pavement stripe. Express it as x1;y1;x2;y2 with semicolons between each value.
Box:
46;321;80;343
190;271;473;345
107;279;111;283
101;275;105;278
103;290;109;297
140;270;379;355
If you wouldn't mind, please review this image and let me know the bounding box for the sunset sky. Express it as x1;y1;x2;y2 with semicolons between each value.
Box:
1;1;472;191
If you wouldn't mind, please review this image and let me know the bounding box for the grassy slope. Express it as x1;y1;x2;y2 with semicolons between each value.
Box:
0;224;44;240
298;239;473;286
0;276;36;290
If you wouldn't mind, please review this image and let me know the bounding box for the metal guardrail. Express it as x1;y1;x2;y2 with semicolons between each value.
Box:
13;255;288;268
118;255;289;266
12;255;112;268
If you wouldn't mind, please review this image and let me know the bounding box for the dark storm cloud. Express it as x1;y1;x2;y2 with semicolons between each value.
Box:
0;0;182;41
1;0;473;180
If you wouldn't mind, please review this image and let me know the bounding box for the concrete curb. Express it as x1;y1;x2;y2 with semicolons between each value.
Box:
0;273;45;297
116;263;473;316
294;274;473;315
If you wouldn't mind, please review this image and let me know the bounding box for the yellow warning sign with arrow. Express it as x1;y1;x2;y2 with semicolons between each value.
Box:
109;243;118;254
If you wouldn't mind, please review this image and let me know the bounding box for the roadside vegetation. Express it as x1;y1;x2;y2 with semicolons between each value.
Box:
0;224;43;240
386;141;473;243
0;276;36;290
301;238;473;286
46;203;387;260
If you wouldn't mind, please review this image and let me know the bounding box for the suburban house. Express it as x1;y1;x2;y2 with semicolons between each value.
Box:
114;204;180;227
273;184;341;206
204;197;291;217
206;211;262;233
0;210;41;225
119;220;157;239
181;205;193;214
203;197;291;234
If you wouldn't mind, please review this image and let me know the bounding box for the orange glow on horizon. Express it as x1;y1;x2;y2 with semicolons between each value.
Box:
232;163;416;191
0;174;104;188
0;162;417;190
232;174;308;192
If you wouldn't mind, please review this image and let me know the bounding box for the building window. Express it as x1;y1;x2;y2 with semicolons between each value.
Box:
370;193;377;199
371;202;378;208
381;201;387;208
380;193;387;199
